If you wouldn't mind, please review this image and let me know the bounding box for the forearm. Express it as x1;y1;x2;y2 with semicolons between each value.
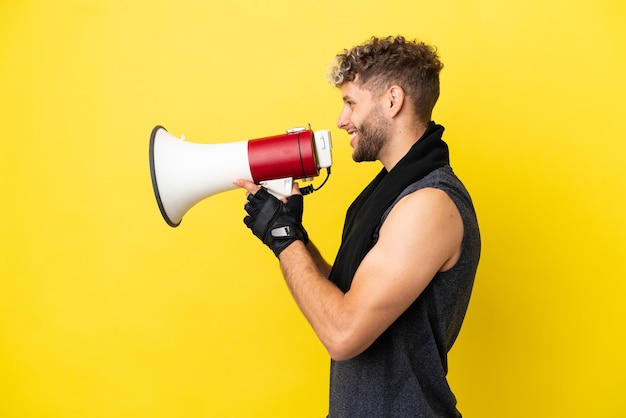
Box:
233;179;360;359
278;241;353;360
305;241;332;278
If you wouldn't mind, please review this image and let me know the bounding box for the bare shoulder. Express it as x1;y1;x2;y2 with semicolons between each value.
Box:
389;187;457;218
377;187;463;272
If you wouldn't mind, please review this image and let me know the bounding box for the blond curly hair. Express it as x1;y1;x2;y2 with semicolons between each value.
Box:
328;36;443;122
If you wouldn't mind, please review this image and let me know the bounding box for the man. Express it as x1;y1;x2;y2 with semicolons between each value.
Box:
234;35;481;417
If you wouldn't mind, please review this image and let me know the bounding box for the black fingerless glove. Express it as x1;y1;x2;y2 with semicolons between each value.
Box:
243;188;309;257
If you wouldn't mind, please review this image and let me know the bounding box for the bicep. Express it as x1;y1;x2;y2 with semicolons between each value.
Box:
341;188;463;355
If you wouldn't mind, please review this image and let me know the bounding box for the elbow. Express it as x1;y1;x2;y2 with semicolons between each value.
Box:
324;331;369;362
327;344;350;362
328;350;357;362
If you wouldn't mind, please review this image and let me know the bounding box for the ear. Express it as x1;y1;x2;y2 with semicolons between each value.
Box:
386;85;405;118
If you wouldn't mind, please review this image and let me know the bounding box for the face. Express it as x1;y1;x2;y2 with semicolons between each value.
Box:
337;82;390;162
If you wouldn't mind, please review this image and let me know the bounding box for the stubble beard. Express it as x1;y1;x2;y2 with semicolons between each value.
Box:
352;105;390;163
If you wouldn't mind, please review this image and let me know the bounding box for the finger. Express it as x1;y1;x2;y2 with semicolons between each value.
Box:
291;181;303;196
286;194;303;206
244;202;256;216
233;178;261;195
252;188;272;201
286;194;304;216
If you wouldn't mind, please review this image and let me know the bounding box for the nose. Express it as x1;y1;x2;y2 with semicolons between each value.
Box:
337;106;349;130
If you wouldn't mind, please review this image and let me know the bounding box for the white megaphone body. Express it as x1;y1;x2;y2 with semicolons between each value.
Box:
149;125;332;227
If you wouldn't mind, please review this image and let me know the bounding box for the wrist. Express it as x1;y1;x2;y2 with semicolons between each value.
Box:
271;225;308;257
277;239;307;260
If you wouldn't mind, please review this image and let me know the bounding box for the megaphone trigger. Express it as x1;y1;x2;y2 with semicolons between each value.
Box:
259;178;293;198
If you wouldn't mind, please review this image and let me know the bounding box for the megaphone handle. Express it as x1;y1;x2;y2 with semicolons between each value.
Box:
260;177;293;198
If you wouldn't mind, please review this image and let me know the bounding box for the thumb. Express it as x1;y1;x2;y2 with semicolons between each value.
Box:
291;181;302;196
286;194;304;221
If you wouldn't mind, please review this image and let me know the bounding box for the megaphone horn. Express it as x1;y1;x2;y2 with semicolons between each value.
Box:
149;125;332;227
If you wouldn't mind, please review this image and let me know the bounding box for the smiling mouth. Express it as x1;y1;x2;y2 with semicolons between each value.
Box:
347;129;358;146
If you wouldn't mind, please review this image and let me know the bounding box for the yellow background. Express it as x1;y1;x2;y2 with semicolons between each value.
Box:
1;0;625;417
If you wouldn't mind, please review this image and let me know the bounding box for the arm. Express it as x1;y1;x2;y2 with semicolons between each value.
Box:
235;180;462;361
279;187;463;361
305;241;332;279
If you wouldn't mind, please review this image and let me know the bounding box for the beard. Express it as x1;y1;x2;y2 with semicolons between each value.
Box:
352;104;390;162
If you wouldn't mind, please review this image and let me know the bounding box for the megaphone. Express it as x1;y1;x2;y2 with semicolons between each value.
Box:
149;125;332;227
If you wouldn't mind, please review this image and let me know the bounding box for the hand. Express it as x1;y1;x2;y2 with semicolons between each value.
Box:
234;179;308;257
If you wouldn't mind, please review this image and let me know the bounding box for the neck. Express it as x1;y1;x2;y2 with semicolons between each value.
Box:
379;121;429;171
